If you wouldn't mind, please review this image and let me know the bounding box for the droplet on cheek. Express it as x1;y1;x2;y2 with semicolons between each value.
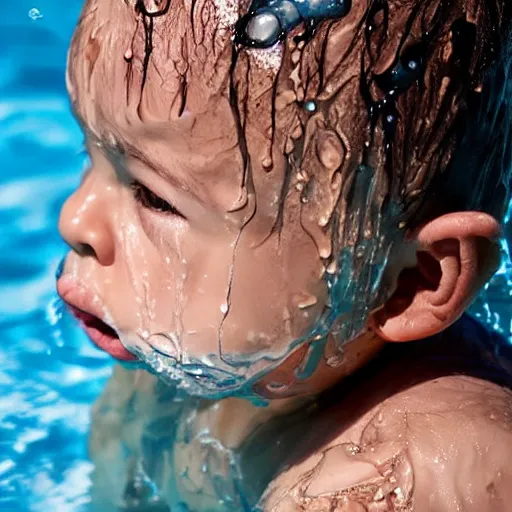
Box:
266;381;290;394
296;294;318;310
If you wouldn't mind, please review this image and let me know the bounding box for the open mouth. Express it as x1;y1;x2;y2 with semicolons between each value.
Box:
67;304;138;362
56;275;138;362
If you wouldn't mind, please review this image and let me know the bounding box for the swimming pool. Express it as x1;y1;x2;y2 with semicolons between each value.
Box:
0;3;113;511
0;2;511;511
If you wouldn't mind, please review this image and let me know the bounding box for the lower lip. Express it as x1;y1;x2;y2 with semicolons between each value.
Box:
68;305;138;362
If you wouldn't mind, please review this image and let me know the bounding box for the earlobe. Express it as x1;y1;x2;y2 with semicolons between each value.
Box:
371;212;502;342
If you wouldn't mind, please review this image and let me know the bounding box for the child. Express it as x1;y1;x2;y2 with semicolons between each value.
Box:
56;0;512;509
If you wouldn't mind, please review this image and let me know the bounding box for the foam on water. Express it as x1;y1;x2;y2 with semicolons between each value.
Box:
0;2;511;511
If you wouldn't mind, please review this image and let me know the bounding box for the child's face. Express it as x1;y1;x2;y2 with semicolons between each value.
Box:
58;0;345;396
57;0;464;396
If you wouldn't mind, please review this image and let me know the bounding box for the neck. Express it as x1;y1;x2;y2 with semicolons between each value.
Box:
206;330;385;449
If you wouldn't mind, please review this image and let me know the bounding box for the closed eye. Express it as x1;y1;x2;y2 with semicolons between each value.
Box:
131;181;184;217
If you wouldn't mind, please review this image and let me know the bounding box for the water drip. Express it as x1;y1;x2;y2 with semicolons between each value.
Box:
234;0;351;49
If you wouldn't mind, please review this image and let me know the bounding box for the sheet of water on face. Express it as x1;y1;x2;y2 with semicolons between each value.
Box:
0;2;510;511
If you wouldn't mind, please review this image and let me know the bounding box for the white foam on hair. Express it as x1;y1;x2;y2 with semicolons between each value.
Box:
248;44;283;71
213;0;239;30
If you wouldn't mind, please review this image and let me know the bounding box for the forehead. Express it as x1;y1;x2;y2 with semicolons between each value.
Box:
66;2;229;141
67;0;288;206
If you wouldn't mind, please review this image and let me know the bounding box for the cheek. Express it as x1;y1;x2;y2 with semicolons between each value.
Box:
108;214;184;335
126;225;244;356
197;228;327;357
109;207;327;360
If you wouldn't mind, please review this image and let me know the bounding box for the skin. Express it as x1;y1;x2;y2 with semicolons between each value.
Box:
263;376;512;512
56;0;512;510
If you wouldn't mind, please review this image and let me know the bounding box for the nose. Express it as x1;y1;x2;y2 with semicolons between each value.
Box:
59;171;116;266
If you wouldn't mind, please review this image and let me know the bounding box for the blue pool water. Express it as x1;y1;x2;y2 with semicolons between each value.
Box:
0;3;511;511
0;3;113;511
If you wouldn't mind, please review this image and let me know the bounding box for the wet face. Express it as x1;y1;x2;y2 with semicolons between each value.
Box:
58;0;493;397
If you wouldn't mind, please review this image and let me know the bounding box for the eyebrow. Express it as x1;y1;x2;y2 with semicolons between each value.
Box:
76;111;203;203
122;140;207;204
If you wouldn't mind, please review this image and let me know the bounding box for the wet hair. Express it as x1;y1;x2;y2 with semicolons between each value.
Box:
231;0;512;342
232;0;512;229
418;22;512;224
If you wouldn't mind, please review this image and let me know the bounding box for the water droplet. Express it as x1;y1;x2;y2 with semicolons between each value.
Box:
28;8;43;20
326;261;337;274
318;216;329;227
245;12;282;47
319;246;331;259
296;294;318;310
326;354;343;367
408;59;418;70
373;488;385;501
261;156;273;169
266;381;289;393
220;303;229;314
304;100;317;113
124;48;133;62
291;124;303;139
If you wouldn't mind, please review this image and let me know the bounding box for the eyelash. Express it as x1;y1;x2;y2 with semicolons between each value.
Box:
131;181;182;216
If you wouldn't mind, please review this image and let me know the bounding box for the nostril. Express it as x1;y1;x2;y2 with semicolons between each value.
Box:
77;243;96;258
67;241;96;259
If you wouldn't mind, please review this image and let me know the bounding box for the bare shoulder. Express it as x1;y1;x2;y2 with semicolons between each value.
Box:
261;375;512;512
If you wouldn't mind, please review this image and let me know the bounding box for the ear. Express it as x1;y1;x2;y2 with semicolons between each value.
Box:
371;212;502;342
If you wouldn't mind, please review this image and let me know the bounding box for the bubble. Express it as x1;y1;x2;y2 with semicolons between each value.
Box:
28;8;43;20
245;12;282;46
407;59;418;70
304;100;317;112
